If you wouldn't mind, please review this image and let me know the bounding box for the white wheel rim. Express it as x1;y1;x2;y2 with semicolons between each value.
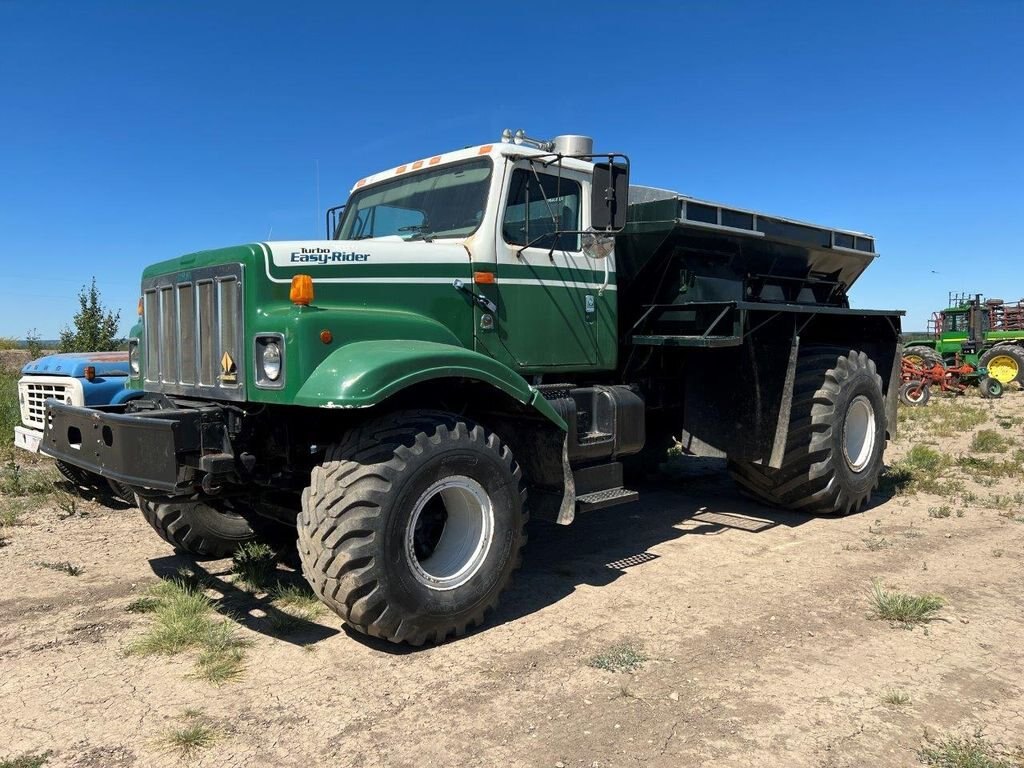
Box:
405;476;494;591
843;395;876;473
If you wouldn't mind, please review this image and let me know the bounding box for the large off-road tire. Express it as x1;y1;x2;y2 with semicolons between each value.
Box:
55;460;103;490
298;410;527;646
138;497;262;558
729;347;886;516
903;345;944;368
979;345;1024;385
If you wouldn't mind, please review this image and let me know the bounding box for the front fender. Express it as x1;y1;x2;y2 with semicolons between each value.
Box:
294;340;566;430
109;387;145;406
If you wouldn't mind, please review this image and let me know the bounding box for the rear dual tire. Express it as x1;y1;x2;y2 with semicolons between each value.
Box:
729;347;886;516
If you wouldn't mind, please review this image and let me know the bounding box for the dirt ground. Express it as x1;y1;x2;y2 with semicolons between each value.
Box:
2;393;1023;768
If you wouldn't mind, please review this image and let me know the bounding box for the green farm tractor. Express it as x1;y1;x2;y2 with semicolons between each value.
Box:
904;293;1024;387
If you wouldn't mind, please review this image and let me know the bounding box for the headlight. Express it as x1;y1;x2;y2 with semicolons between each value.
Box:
128;339;140;376
261;342;282;381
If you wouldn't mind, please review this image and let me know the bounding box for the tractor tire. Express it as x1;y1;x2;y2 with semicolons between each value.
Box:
899;380;931;407
54;460;103;491
297;410;527;646
728;347;886;516
107;479;136;504
978;376;1004;399
979;345;1024;385
903;345;944;368
137;496;263;558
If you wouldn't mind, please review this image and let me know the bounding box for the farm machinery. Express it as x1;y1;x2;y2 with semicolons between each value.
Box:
39;129;904;645
904;293;1024;387
899;355;1002;406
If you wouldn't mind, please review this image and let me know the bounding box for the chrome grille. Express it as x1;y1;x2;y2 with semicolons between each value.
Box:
21;381;72;430
142;263;245;401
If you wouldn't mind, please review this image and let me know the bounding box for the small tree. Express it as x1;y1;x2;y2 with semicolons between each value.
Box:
58;279;122;353
25;328;43;358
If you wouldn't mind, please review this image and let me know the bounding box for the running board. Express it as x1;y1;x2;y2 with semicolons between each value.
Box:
572;461;639;514
576;487;639;513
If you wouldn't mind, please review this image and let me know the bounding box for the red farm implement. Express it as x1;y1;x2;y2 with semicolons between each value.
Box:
899;356;1003;406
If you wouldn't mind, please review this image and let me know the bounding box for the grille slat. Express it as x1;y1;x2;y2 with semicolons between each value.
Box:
21;381;73;430
142;264;244;401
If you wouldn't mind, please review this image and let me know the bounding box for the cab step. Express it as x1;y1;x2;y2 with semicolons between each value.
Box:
576;487;639;513
572;461;639;513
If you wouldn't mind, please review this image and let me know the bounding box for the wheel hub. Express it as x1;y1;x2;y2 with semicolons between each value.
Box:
842;395;876;473
986;354;1019;384
405;476;494;591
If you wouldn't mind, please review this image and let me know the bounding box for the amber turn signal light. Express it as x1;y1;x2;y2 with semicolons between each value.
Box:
84;365;96;381
137;296;144;316
290;274;314;306
320;329;333;344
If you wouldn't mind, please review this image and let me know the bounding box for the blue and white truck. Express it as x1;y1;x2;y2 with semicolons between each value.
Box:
16;351;140;499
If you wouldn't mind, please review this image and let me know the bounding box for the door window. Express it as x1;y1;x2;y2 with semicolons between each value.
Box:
502;169;581;252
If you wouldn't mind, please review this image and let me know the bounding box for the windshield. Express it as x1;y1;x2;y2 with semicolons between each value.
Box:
336;158;492;241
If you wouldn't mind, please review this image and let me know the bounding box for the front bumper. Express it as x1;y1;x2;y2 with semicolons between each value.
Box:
14;425;42;454
41;401;233;493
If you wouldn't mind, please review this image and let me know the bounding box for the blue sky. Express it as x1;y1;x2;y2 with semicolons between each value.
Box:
0;1;1021;336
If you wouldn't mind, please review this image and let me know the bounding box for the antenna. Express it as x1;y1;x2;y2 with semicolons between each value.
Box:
314;159;321;239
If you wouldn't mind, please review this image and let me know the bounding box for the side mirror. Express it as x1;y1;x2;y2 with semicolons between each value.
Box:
591;162;629;231
326;203;346;239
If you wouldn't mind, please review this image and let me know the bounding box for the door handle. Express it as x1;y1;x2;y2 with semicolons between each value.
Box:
452;279;497;314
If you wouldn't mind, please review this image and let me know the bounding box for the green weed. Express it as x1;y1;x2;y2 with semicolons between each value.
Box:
929;505;953;519
870;582;944;625
971;429;1011;453
588;642;647;673
35;560;82;576
231;541;277;590
919;729;1019;767
882;689;910;706
128;577;250;684
0;751;53;768
162;718;218;758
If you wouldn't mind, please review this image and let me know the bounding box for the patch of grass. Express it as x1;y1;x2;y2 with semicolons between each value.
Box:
231;541;277;590
864;536;891;551
54;490;80;519
0;461;57;496
588;642;647;673
932;405;989;436
919;729;1019;767
162;719;218;759
882;689;910;706
128;577;250;684
0;751;53;768
0;372;22;461
957;456;1023;481
883;445;953;496
869;582;944;625
929;505;953;519
971;429;1011;454
268;582;325;633
125;596;161;614
35;560;82;576
998;511;1024;524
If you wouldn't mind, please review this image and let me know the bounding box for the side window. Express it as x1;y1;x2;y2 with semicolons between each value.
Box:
502;169;581;251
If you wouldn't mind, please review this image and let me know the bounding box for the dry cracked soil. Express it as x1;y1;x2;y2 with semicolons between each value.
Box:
2;392;1024;767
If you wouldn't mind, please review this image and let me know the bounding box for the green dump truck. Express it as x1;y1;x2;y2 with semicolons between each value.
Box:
904;293;1024;385
42;130;904;645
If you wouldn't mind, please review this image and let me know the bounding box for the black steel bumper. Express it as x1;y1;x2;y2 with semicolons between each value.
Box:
41;401;232;493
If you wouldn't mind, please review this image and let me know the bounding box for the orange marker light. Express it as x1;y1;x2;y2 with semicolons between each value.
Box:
473;271;496;284
137;296;144;316
428;156;441;165
477;145;493;155
320;329;333;344
395;164;407;174
84;365;96;381
412;160;424;170
290;274;314;306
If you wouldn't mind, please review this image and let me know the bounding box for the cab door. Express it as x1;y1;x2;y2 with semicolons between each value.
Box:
478;162;613;372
